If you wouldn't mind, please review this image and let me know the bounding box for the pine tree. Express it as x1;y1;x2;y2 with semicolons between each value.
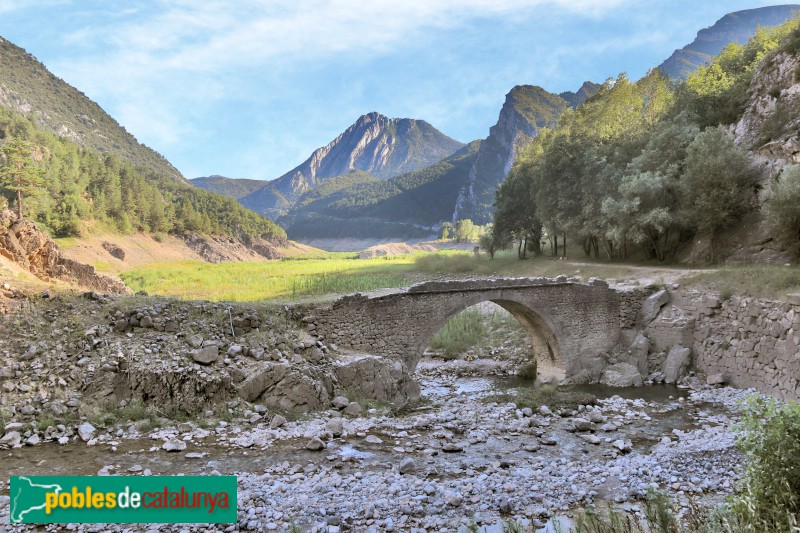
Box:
0;137;43;219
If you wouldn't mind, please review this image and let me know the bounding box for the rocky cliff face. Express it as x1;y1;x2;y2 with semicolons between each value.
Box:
0;208;129;293
453;84;597;224
239;112;464;218
733;48;800;171
659;5;800;80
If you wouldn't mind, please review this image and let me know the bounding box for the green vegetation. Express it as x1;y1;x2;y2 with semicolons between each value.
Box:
492;16;800;264
0;136;44;218
485;384;597;412
763;165;800;257
429;305;531;359
0;37;182;181
684;264;800;300
429;309;487;358
189;175;267;200
733;396;800;530
120;253;421;301
0;108;285;240
0;39;285;242
117;248;673;303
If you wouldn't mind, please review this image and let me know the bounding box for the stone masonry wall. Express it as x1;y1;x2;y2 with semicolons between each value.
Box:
669;290;800;401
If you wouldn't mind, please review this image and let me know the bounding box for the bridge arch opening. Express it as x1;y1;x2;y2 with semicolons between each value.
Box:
419;298;565;381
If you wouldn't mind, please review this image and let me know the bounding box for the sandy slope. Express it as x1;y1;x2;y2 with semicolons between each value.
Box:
58;232;319;274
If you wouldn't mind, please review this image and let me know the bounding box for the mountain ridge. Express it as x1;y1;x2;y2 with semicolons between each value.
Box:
658;5;800;79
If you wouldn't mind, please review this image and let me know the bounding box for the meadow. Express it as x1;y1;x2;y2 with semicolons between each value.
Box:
120;252;421;302
118;249;700;303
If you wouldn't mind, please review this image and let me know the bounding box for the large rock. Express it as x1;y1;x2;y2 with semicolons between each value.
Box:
238;362;332;412
640;289;670;323
0;431;21;448
600;363;643;387
192;346;219;365
77;422;96;442
664;346;691;384
333;356;419;405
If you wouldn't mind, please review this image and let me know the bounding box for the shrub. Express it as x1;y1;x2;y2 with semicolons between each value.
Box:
733;395;800;530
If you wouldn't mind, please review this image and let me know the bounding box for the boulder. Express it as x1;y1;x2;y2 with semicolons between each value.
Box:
238;363;331;412
331;396;350;409
640;289;670;323
186;334;203;349
306;437;325;451
0;431;21;448
664;346;691;384
192;346;219;365
343;402;363;416
600;363;643;387
326;418;344;437
399;457;417;474
162;439;187;452
77;422;96;442
270;414;287;428
707;373;726;386
333;356;419;405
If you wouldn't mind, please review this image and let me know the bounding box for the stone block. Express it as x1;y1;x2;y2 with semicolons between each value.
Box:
641;290;670;323
664;346;691;384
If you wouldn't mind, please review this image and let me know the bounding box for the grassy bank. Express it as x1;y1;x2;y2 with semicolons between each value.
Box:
684;264;800;300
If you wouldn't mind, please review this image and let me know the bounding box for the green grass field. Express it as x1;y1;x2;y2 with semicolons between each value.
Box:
120;252;428;302
119;251;800;303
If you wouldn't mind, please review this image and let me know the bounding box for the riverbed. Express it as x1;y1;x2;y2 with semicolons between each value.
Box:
0;360;753;532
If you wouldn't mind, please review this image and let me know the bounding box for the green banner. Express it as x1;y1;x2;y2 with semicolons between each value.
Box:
9;476;237;524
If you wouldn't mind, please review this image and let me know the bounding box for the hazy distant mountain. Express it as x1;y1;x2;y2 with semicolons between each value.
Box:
658;5;800;80
234;112;464;219
281;142;482;240
452;83;598;224
189;175;266;200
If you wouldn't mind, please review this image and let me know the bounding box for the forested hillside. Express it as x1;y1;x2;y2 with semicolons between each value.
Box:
492;17;800;263
0;108;285;240
0;36;286;243
658;5;800;79
0;36;182;182
189;175;266;200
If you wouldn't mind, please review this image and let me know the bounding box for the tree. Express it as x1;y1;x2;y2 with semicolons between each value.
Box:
0;137;43;219
454;219;476;242
479;233;496;258
679;126;757;261
440;221;453;240
763;165;800;257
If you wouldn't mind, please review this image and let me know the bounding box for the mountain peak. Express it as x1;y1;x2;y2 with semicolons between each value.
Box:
239;112;464;218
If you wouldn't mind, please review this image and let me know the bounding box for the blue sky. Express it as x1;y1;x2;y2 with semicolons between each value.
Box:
0;1;790;180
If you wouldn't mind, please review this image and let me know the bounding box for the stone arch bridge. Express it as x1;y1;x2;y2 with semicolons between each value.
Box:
299;277;647;381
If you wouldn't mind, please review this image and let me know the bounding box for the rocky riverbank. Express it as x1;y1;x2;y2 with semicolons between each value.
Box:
1;357;754;532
